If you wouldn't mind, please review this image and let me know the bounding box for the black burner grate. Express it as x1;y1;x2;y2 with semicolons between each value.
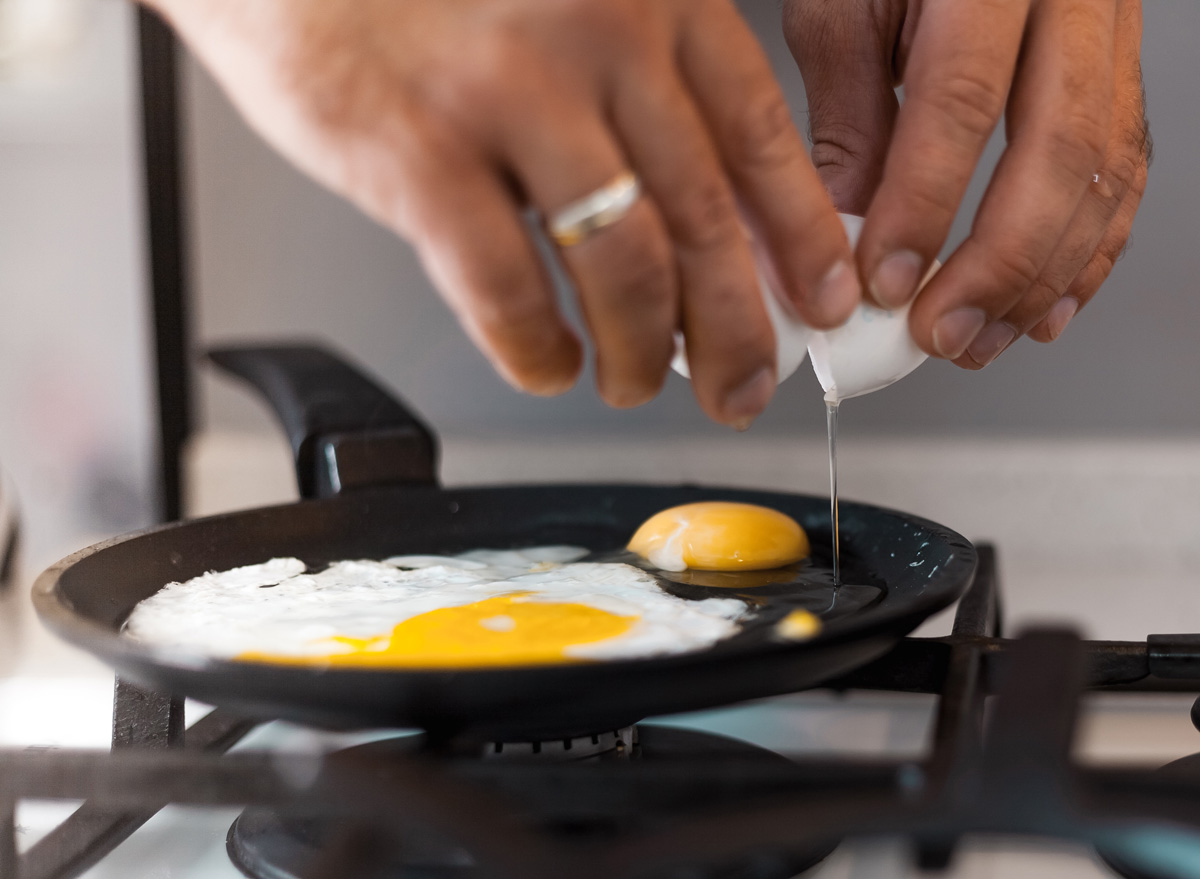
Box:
6;545;1200;879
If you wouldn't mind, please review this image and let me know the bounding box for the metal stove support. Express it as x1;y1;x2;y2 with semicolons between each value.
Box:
484;727;637;761
979;630;1084;826
19;680;257;879
912;545;1000;869
113;678;183;749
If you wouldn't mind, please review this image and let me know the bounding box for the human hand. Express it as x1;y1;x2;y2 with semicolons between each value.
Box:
784;0;1149;368
145;0;863;427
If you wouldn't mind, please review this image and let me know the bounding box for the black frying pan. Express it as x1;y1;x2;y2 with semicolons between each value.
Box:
34;345;976;741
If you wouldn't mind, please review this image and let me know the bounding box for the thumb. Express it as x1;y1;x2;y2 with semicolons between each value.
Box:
783;0;904;215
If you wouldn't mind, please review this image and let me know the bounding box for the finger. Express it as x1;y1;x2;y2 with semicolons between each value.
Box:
858;0;1030;310
676;0;859;329
609;62;777;426
959;170;1121;366
402;148;584;395
1025;0;1148;343
1028;156;1147;343
783;0;903;214
906;0;1116;368
495;95;680;410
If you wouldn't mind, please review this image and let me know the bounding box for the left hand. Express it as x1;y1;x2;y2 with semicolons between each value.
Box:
783;0;1150;368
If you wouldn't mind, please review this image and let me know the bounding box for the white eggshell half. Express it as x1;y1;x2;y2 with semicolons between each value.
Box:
670;265;813;383
807;215;938;402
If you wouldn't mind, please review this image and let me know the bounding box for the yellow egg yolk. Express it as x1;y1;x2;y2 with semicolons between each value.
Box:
776;609;822;641
237;592;636;668
628;501;809;572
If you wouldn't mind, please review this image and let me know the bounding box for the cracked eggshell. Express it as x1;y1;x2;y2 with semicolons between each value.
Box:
807;214;939;403
670;264;813;384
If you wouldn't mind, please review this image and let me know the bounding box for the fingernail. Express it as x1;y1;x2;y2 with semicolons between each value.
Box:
722;366;775;429
870;250;924;309
811;260;860;326
1045;297;1080;340
966;321;1017;367
932;308;988;360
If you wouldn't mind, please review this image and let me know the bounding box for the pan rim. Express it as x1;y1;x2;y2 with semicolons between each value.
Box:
32;481;976;682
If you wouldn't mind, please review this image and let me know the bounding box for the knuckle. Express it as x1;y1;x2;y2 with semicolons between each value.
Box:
917;70;1007;142
669;177;742;251
1064;260;1103;304
725;91;800;171
1011;278;1061;326
809;120;878;173
697;287;773;357
1101;149;1141;204
1131;160;1150;200
1056;235;1096;271
605;238;676;311
895;173;961;225
1114;122;1152;196
1068;240;1122;301
782;0;855;52
435;29;541;119
984;243;1043;293
1043;114;1108;180
1099;232;1130;268
469;264;550;330
547;0;655;55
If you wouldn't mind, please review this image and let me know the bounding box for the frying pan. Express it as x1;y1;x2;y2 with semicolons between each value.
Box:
34;344;976;741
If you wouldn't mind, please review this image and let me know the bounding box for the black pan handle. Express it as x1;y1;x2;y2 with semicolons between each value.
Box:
207;343;439;499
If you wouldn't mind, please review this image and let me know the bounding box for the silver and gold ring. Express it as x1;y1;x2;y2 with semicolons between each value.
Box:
547;171;641;248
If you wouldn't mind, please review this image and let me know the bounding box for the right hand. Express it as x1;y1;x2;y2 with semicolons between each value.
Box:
784;0;1149;369
146;0;860;428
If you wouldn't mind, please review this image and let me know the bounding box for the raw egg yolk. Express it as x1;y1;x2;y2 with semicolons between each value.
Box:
237;592;636;668
628;501;809;572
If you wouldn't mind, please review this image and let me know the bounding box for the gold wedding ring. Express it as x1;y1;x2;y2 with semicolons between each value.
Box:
547;171;642;247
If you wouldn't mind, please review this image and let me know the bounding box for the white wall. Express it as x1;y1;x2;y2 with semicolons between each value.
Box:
0;0;154;568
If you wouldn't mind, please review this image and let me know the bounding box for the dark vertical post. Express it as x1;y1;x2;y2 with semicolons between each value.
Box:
137;7;191;523
0;793;15;879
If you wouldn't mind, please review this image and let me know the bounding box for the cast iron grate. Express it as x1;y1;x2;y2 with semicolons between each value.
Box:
5;545;1200;879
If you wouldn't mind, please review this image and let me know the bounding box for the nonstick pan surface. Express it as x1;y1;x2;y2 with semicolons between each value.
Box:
33;346;976;741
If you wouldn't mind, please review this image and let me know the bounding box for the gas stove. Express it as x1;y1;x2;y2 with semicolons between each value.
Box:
5;544;1200;879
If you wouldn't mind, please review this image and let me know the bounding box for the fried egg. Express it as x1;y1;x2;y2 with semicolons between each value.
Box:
627;502;810;572
123;547;747;668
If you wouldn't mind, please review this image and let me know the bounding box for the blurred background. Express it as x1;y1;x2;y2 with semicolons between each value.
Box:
0;0;1197;630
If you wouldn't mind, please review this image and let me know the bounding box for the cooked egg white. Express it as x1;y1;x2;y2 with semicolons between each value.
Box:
627;502;810;572
124;547;747;667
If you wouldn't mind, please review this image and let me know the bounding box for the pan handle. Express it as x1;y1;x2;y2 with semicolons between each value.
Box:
208;343;439;499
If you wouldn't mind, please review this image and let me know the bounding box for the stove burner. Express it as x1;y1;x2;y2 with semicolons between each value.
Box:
483;726;637;761
226;726;840;879
1098;710;1200;879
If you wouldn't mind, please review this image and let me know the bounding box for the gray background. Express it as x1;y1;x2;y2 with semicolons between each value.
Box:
184;1;1198;441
